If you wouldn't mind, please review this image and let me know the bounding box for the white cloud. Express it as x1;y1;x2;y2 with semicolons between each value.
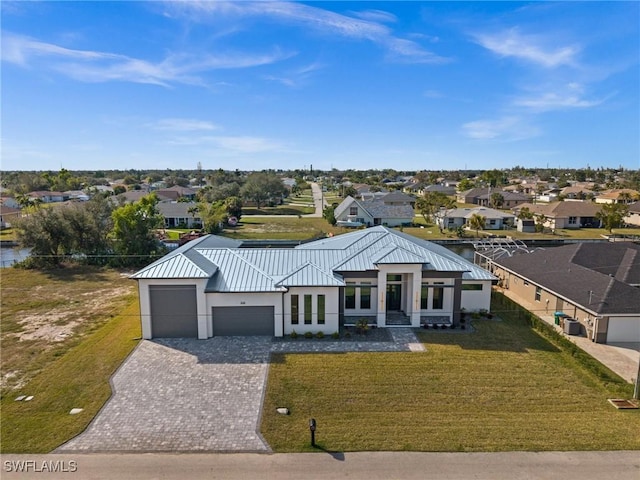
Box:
514;92;606;111
512;83;611;112
351;9;398;24
473;28;579;68
166;134;286;153
1;32;292;86
211;135;285;153
263;62;326;87
166;1;448;64
462;116;540;141
150;118;219;131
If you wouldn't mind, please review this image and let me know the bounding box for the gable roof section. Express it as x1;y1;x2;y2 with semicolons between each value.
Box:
372;245;427;264
131;252;216;279
275;262;344;287
492;243;640;314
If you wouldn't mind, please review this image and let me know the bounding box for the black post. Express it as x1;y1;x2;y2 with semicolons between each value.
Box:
309;418;316;447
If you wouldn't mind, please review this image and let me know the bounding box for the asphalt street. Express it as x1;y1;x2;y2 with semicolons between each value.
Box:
2;451;639;480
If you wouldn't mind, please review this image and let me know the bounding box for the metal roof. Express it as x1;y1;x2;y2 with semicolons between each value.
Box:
130;253;215;279
132;226;496;288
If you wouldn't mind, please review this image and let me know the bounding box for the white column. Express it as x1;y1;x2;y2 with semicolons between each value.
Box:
377;272;386;327
411;272;422;327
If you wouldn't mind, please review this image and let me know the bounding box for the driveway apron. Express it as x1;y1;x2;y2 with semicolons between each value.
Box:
57;337;272;452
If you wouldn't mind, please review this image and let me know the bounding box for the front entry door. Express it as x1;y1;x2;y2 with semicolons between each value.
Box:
386;284;402;311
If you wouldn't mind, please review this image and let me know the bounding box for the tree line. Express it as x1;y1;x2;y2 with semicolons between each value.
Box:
15;194;166;268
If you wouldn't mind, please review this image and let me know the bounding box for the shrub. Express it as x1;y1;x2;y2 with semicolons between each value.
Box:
304;331;313;339
290;330;298;339
316;331;325;339
356;318;370;334
331;331;340;340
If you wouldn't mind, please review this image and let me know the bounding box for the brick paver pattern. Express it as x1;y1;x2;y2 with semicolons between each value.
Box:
57;328;425;452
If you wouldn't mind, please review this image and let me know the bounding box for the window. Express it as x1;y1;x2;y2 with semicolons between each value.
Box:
317;295;325;324
432;283;444;310
345;283;356;309
291;295;299;324
420;285;429;309
387;274;402;282
535;287;542;302
568;216;577;225
461;284;483;291
360;283;371;309
304;294;312;324
349;206;358;216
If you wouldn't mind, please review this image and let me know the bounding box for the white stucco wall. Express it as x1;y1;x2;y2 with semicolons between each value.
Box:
460;281;492;312
283;287;339;335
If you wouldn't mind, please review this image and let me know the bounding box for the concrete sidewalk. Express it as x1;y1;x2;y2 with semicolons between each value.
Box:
500;289;640;383
2;451;638;480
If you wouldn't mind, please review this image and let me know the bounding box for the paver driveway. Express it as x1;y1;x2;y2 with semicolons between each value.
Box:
58;337;272;452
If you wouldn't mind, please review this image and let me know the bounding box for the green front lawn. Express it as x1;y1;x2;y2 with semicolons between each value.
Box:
0;301;141;453
261;315;639;452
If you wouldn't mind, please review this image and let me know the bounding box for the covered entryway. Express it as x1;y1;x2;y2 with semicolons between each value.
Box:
607;317;640;343
149;285;198;338
212;306;275;336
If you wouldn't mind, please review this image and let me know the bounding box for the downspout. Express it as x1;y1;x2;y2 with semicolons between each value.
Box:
282;287;288;337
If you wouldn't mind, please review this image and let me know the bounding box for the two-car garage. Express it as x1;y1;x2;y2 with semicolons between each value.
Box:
148;285;275;338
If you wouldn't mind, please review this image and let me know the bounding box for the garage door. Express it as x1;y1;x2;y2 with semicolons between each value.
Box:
607;318;640;343
212;306;274;336
149;285;198;338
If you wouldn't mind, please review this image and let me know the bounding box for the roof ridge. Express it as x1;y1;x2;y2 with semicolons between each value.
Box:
330;228;391;270
227;248;275;283
615;247;637;283
275;260;340;287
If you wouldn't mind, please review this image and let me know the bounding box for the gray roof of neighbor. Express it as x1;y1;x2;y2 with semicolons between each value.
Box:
132;226;495;291
491;242;640;314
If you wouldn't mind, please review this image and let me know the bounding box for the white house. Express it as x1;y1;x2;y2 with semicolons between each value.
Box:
436;207;515;231
334;194;415;228
132;226;495;339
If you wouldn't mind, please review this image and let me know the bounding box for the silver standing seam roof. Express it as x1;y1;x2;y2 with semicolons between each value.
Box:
131;226;495;290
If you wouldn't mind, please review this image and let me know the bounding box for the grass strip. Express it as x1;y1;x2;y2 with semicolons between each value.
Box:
0;301;141;453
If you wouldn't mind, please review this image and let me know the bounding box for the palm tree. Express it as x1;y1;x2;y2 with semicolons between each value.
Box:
468;213;486;237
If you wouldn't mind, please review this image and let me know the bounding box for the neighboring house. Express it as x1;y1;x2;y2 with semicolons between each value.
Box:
116;191;174;204
131;226;495;339
624;202;640;227
475;191;530;209
480;243;640;343
516;218;536;233
155;186;197;202
0;205;21;228
513;201;602;230
27;191;65;203
594;189;640;205
457;187;491;205
0;197;20;209
436;207;515;231
404;184;456;197
64;190;90;201
157;202;202;229
334;194;415;227
560;185;595;200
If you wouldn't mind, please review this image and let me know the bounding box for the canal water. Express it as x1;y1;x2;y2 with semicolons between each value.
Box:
0;248;31;268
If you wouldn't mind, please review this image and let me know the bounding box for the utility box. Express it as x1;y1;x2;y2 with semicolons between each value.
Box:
564;319;581;335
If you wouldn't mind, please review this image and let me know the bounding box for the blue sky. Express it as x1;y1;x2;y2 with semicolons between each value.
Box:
2;1;638;172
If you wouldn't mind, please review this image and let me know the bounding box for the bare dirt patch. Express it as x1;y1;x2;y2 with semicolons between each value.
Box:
1;267;137;392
